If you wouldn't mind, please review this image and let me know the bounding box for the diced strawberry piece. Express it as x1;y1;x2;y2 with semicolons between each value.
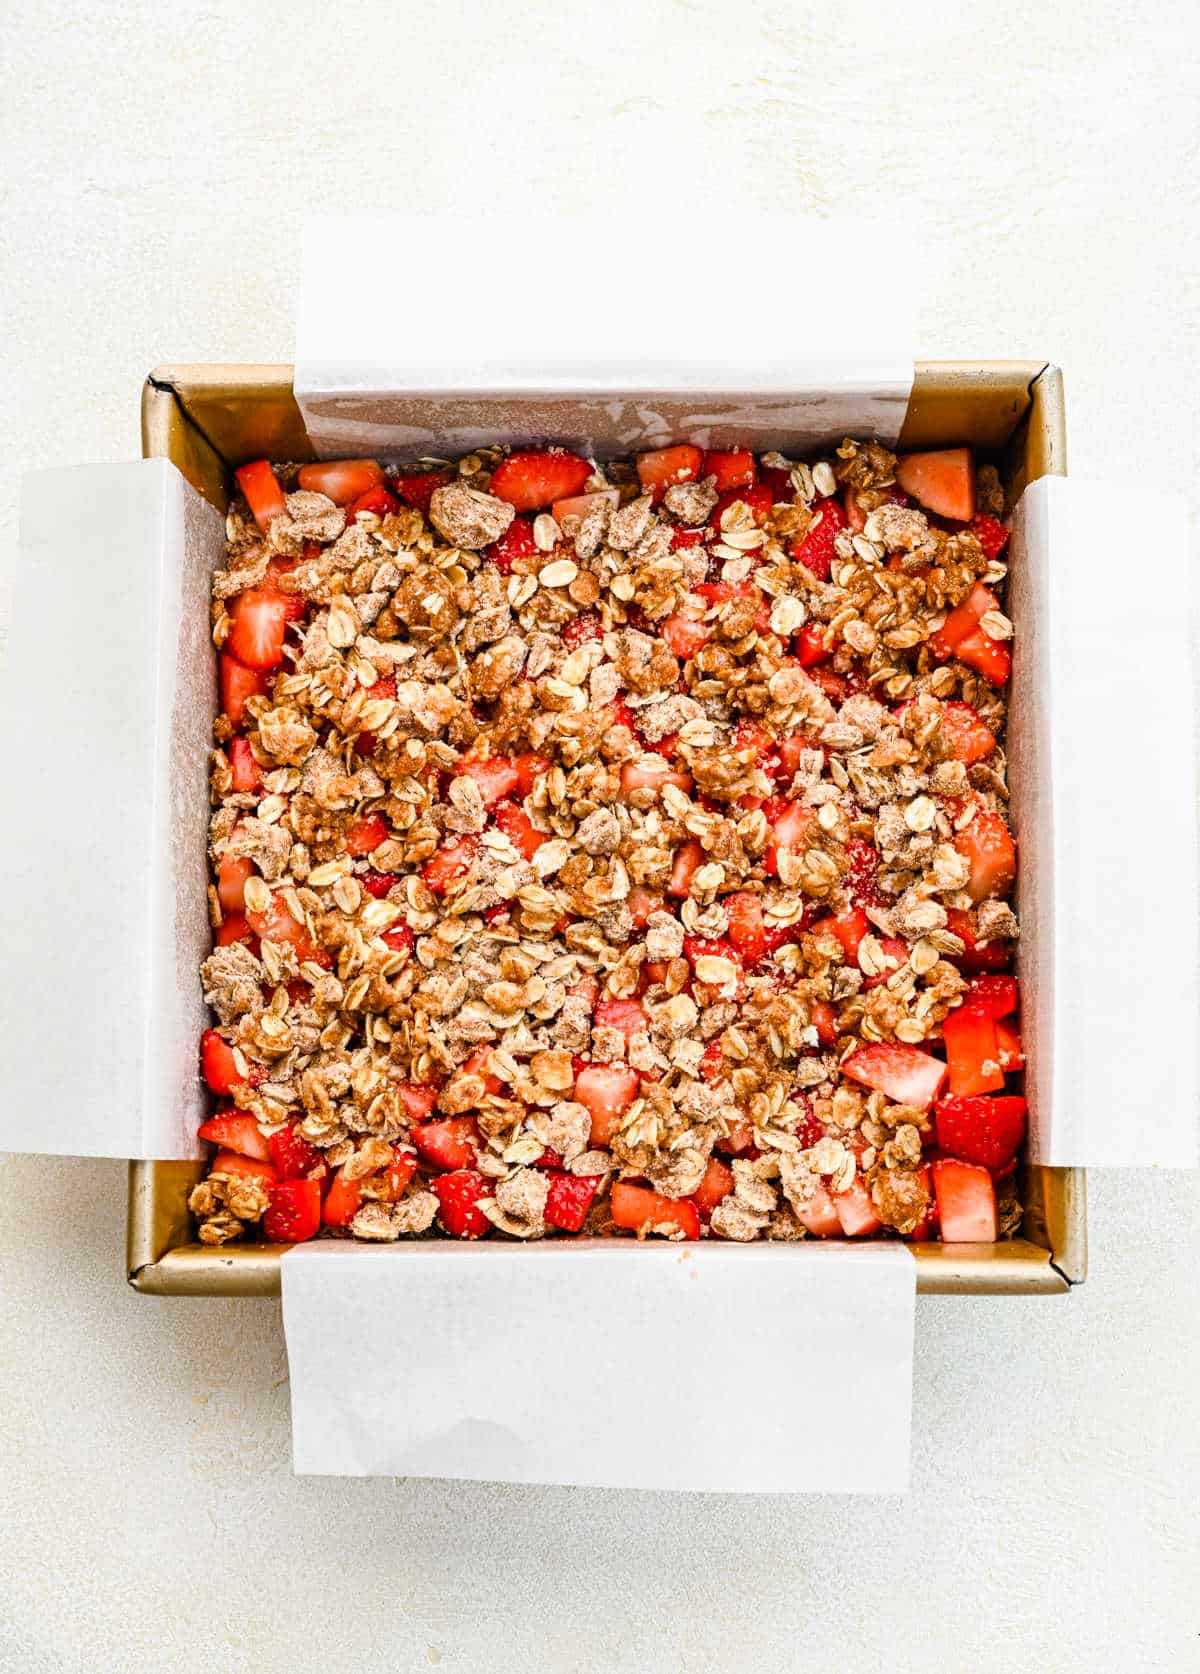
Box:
793;1180;843;1237
198;1110;270;1161
513;752;552;794
200;1029;264;1095
833;1176;883;1237
716;1119;756;1155
322;1165;363;1228
560;612;604;649
789;497;845;581
454;756;521;807
844;837;881;907
777;733;818;779
943;1002;1005;1097
954;810;1016;902
360;868;395;899
267;1123;325;1181
699;1040;727;1087
965;974;1018;1019
806;1000;837;1049
759;464;795;502
575;1063;640;1147
552;488;620;523
343;813;389;858
215;913;256;949
708;483;774;530
935;1095;1027;1172
996;1019;1024;1072
692;579;771;633
220;654;271;729
627;887;662;930
661;615;711;660
610;1182;700;1240
844;483;908;533
482;515;536;573
462;1045;506;1095
493;799;544;860
701;449;756;493
595;998;649;1043
671;528;707;549
895;448;975;521
345;483;400;522
227;586;297;672
724;891;767;964
637;445;704;499
929;584;1010;684
397;1082;438;1122
812;907;870;964
414;1116;480;1171
943;907;1012;974
217;852;253;914
394;470;450;515
666;838;705;898
489;449;591;512
433;1169;494;1239
956;627;1012;687
382;924;415;957
609;697;639;734
931;1159;997;1241
297;459;384;507
228;736;263;793
379;1149;419;1203
235;460;287;531
210;1149;278;1183
543;1172;600;1233
968;514;1009;560
862;935;910;990
842;1042;948;1111
621;759;694;798
244;892;324;964
939;701;996;764
794;623;832;667
422;834;479;894
692;1157;735;1219
763;800;814;877
262;1177;322;1243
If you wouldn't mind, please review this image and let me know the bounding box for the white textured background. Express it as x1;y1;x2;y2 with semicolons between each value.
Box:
2;1;1199;1670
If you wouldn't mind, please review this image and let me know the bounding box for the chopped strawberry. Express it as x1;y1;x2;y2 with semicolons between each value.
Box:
595;997;649;1043
215;913;256;949
701;449;756;493
939;701;996;765
716;1119;756;1155
462;1045;506;1095
433;1169;494;1239
843;482;907;532
382;924;415;957
297;459;384;506
219;654;271;730
414;1116;480;1172
360;868;395;899
942;1002;1005;1097
931;1159;997;1242
637;444;704;499
789;497;845;580
482;515;536;573
489;448;591;512
895;448;975;521
811;1000;839;1048
621;759;693;799
724;891;767;964
610;1182;700;1240
397;1082;438;1122
454;756;521;807
322;1165;363;1229
198;1110;270;1161
227;586;300;672
965;974;1018;1019
235;460;287;531
795;1180;843;1237
996;1019;1024;1072
245;892;324;963
267;1123;325;1181
543;1172;600;1233
842;1042;948;1110
699;1040;727;1086
609;698;639;734
627;887;662;930
862;935;910;989
394;470;450;514
929;581;999;658
513;752;552;794
262;1177;322;1243
794;622;832;667
666;837;705;898
661;614;711;660
763;800;814;877
217;852;253;914
943;907;1012;974
493;799;544;860
575;1063;640;1147
708;483;775;530
692;579;771;633
954;811;1016;902
552;488;620;523
833;1176;883;1237
345;483;400;522
811;906;870;965
968;514;1009;561
935;1095;1027;1172
956;627;1011;687
378;1149;419;1203
844;837;882;907
777;733;818;779
671;528;707;549
422;834;479;894
200;1029;264;1095
210;1149;278;1183
560;612;604;649
228;736;263;793
692;1157;735;1219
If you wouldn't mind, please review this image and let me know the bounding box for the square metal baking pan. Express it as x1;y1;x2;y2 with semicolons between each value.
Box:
128;360;1085;1296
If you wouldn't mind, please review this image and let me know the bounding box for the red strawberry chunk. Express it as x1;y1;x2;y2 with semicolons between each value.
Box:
935;1095;1027;1172
489;449;591;512
931;1159;997;1241
692;1157;734;1219
344;483;400;523
394;470;450;515
433;1169;494;1239
455;756;521;807
198;1110;270;1161
943;907;1012;974
701;449;756;493
708;483;774;530
235;460;287;531
322;1165;364;1228
575;1063;640;1147
811;1000;839;1048
671;527;706;549
996;1019;1024;1072
929;581;998;657
842;1042;948;1111
245;893;325;964
956;628;1011;687
622;759;694;799
217;852;253;914
382;924;415;957
263;1177;322;1243
666;837;705;898
561;612;604;649
763;800;814;877
661;614;711;660
610;1182;700;1240
794;623;832;667
219;654;271;731
227;586;298;672
297;459;384;506
379;1149;419;1203
482;515;536;573
716;1119;756;1155
954;811;1016;902
965;974;1018;1019
627;887;661;931
862;935;910;989
543;1172;600;1234
422;834;479;894
360;868;395;899
200;1029;264;1096
215;913;256;949
514;752;552;794
939;701;996;765
397;1082;438;1122
267;1123;325;1180
553;489;620;524
833;1176;882;1237
228;736;263;793
594;997;649;1043
811;907;870;965
789;497;845;580
210;1149;278;1183
795;1179;843;1237
637;444;703;498
462;1045;506;1095
968;514;1009;560
724;891;767;964
942;1002;1005;1096
493;799;544;861
414;1116;480;1171
845;837;882;907
895;448;975;521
